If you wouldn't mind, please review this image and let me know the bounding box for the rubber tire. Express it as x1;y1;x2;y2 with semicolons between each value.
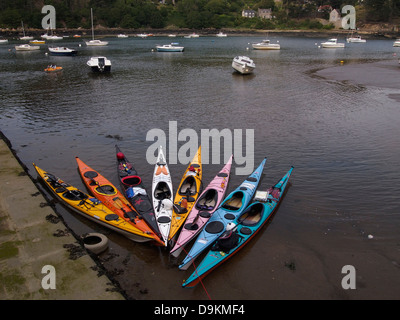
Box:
82;233;108;255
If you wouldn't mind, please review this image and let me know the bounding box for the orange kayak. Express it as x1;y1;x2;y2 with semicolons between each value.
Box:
76;157;164;245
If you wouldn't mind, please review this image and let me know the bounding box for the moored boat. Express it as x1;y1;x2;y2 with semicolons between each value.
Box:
33;163;155;243
232;56;255;75
393;39;400;47
321;38;345;48
170;155;233;257
48;47;78;56
76;157;164;245
168;146;202;244
86;8;108;46
182;166;293;288
115;145;162;241
156;43;184;52
30;39;45;45
252;39;280;50
178;157;267;270
87;56;111;73
15;44;40;51
152;146;174;246
346;34;366;43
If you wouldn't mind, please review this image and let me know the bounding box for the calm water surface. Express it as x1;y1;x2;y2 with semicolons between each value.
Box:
1;35;399;300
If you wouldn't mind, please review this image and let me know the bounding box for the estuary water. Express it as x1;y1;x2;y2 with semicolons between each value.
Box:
1;34;399;300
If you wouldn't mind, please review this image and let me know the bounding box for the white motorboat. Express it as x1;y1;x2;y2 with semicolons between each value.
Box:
45;35;63;40
252;39;280;50
393;39;400;47
184;33;199;38
117;34;128;38
86;8;108;46
321;38;345;48
232;56;255;75
216;31;227;37
0;39;8;44
137;33;149;38
156;43;184;52
168;34;177;38
87;56;111;73
346;34;366;43
48;47;78;56
15;44;40;51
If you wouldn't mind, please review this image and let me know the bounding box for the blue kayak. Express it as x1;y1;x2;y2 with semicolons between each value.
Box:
178;157;267;271
182;166;293;288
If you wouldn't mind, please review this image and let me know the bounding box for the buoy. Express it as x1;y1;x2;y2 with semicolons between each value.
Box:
82;233;108;254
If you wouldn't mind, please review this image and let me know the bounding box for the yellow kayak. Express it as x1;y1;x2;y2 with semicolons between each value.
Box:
168;146;202;242
33;163;156;243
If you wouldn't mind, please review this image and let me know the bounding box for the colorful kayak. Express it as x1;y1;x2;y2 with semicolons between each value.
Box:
32;163;153;242
168;146;202;243
182;166;293;288
152;146;174;246
170;155;233;257
178;157;267;270
76;157;164;245
115;145;162;242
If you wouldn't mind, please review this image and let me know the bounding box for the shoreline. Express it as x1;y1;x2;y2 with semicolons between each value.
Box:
1;27;399;40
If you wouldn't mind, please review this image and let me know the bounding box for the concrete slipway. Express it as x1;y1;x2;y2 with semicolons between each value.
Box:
0;133;125;300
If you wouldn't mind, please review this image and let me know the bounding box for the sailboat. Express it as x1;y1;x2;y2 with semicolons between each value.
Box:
85;8;108;46
19;21;33;40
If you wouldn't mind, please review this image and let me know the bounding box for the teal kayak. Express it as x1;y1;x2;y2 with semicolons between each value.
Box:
178;157;267;271
182;166;293;288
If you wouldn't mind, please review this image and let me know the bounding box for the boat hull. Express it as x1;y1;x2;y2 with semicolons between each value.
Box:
152;146;174;246
33;163;155;243
115;145;163;242
170;155;233;257
76;157;163;244
183;166;294;288
178;158;267;270
169;147;202;243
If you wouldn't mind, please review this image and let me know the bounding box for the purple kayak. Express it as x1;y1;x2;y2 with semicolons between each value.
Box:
170;155;233;257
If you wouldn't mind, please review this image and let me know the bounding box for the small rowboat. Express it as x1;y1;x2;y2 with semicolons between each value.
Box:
169;146;202;244
152;146;174;246
170;155;233;257
115;145;162;242
182;166;293;288
33;163;154;242
76;157;164;245
44;66;63;72
178;157;267;270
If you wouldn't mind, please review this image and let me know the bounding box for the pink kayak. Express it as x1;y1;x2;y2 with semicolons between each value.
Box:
170;155;233;257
